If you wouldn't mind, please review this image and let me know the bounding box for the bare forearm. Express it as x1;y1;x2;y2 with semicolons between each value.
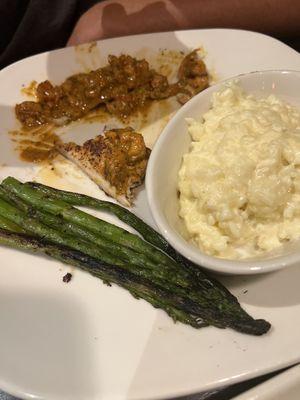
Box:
68;0;300;45
176;0;299;36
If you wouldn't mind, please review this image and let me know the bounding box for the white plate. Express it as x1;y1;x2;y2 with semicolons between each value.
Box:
232;364;300;400
0;29;300;400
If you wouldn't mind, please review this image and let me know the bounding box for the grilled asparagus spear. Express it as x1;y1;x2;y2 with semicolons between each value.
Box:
0;214;25;233
0;228;206;329
24;181;239;301
3;177;177;268
0;177;271;335
26;181;167;250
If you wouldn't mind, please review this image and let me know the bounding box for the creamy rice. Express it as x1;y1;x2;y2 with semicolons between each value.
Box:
178;82;300;259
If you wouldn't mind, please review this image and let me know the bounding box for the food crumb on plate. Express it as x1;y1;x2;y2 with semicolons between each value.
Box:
62;272;72;283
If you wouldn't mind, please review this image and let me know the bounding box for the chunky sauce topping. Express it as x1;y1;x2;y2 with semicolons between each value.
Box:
15;51;209;129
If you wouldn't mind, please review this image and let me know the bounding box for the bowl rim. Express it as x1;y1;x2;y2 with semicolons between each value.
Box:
146;69;300;275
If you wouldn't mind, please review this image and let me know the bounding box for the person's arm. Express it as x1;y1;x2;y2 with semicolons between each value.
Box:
67;0;300;46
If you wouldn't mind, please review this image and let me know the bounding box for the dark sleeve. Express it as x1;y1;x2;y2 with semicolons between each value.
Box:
0;0;101;69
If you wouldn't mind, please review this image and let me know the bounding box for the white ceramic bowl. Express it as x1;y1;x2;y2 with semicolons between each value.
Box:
146;70;300;275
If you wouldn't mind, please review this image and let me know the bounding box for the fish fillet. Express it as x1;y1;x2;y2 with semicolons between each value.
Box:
57;128;150;206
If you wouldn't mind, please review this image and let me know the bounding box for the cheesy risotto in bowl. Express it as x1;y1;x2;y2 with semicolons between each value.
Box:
146;70;300;274
178;82;300;259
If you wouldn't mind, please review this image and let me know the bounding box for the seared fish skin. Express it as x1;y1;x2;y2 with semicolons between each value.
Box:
57;128;150;206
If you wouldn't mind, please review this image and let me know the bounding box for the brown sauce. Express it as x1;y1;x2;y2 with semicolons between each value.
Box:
21;80;38;98
12;49;209;164
20;146;58;163
9;124;61;163
80;106;111;124
15;50;209;129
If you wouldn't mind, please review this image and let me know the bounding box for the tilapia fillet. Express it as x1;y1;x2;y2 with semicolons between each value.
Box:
57;128;150;206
